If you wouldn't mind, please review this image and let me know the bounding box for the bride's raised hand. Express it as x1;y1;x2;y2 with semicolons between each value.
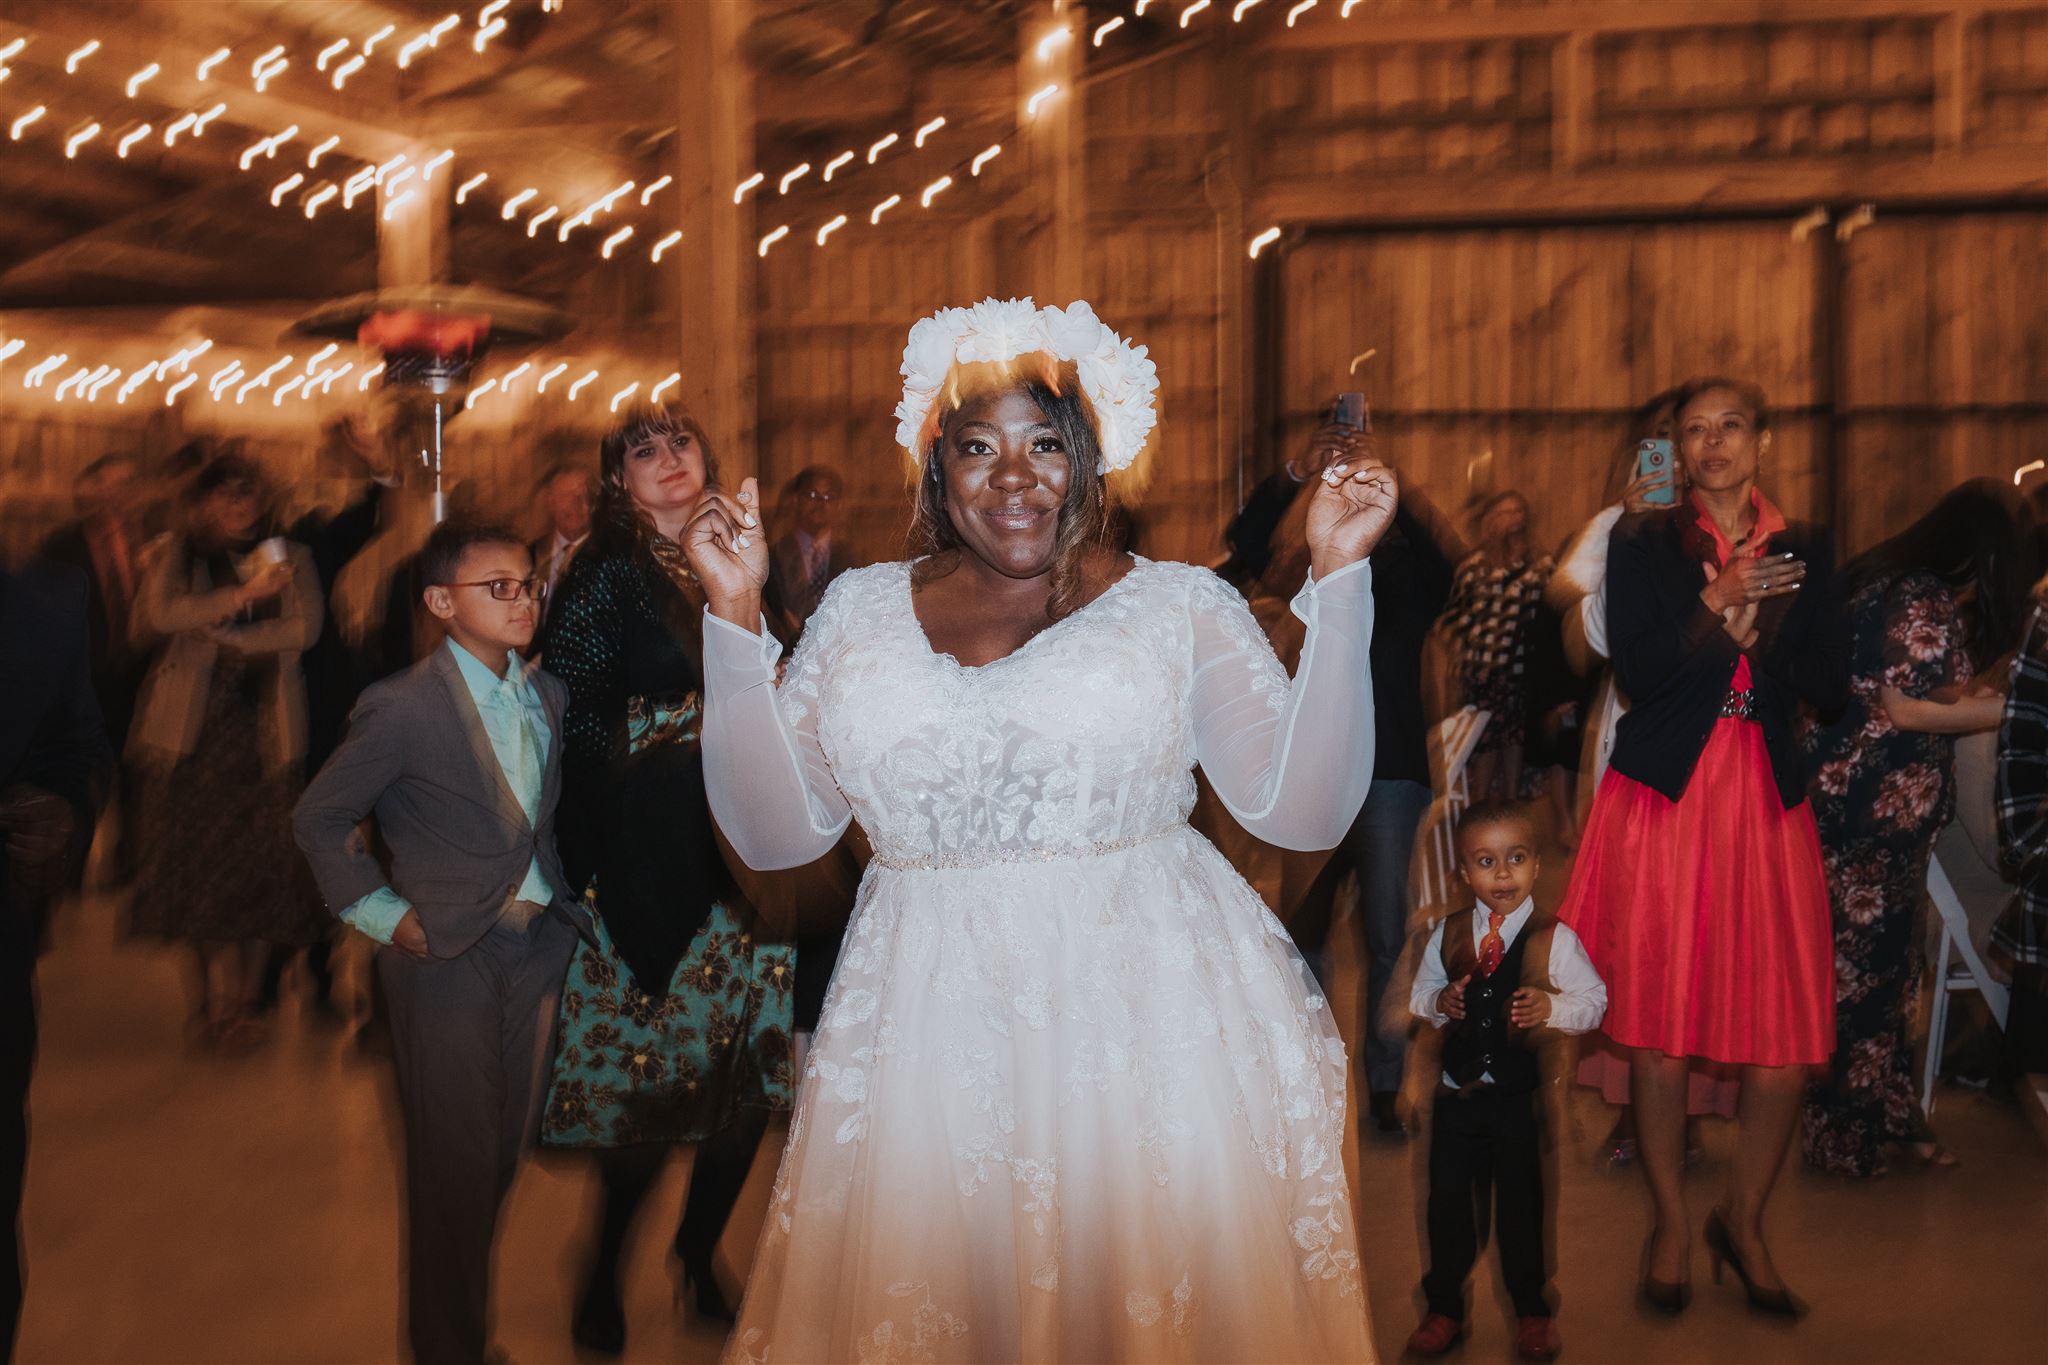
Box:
683;476;771;626
1305;440;1399;579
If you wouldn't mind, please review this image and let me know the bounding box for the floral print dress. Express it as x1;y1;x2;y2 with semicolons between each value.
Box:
1799;570;1966;1175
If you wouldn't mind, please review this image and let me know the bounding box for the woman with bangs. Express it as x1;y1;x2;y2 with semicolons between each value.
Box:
535;406;796;1353
687;299;1397;1361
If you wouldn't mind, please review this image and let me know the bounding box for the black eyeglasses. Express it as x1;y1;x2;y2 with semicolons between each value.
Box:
439;577;549;602
801;488;839;502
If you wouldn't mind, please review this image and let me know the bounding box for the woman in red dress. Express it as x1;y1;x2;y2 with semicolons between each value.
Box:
1558;377;1848;1317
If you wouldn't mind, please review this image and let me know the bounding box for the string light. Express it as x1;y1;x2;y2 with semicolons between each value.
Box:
430;15;461;44
64;122;102;159
357;361;384;392
307;134;340;166
1026;83;1060;118
526;205;558;237
1247;225;1281;258
1341;0;1364;12
316;40;351;71
757;224;789;256
270;172;305;207
193;103;226;135
1093;16;1125;44
778;163;811;194
398;36;433;68
363;24;396;56
332;54;366;88
464;377;498;409
65;41;100;75
866;132;898;163
1232;0;1264;19
374;153;407;181
639;175;671;205
209;362;245;399
24;355;66;387
118;363;160;403
382;188;417;222
816;213;847;245
971;144;1002;175
501;188;537;218
536;361;568;393
125;63;160;98
608;382;639;413
1036;28;1071;60
650;229;682;263
1135;0;1160;12
1285;0;1317;24
162;112;198;145
915;116;946;147
164;374;198;405
501;361;532;389
342;167;377;208
600;226;633;259
473;18;508;53
822;151;855;182
649;372;680;404
870;194;900;225
557;207;594;242
455;172;488;204
10;107;44;141
0;40;26;64
0;339;23;368
1180;0;1213;26
920;175;953;208
385;165;419;193
197;47;230;80
422;149;453;180
303;184;338;217
480;0;512;22
733;172;764;203
304;343;338;374
117;124;153;158
273;375;307;406
593;180;635;213
567;369;597;400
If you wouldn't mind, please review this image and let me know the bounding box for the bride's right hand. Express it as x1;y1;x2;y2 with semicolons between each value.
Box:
683;476;770;627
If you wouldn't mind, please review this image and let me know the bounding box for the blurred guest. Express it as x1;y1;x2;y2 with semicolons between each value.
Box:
1996;601;2048;1087
1218;424;1330;588
1;558;111;1364
1281;423;1462;1136
1802;479;2032;1175
537;407;793;1352
295;520;580;1365
1519;598;1586;846
36;454;149;883
1444;492;1551;801
767;464;849;637
1557;378;1847;1317
127;456;326;1051
530;463;595;631
1547;390;1733;1164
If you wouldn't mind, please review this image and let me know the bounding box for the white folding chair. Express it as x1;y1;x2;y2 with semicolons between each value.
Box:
1419;708;1489;914
1922;855;2012;1115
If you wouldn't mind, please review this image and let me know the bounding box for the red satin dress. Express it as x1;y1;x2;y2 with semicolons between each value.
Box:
1558;493;1835;1068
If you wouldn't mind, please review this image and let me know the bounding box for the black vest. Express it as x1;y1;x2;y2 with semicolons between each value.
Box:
1441;916;1542;1095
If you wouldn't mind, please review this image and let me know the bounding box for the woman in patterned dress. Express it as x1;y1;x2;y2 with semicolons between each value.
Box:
538;406;795;1353
1444;491;1553;801
1799;479;2033;1175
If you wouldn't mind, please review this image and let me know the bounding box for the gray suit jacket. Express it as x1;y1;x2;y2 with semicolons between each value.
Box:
293;645;580;960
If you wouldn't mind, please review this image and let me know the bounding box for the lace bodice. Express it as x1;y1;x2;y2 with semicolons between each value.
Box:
702;556;1375;871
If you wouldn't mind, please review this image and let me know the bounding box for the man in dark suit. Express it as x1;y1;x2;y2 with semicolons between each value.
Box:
295;521;582;1365
527;464;594;639
766;464;851;638
0;561;113;1363
36;455;146;886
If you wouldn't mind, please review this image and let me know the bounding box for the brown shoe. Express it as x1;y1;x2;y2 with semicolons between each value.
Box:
1515;1316;1559;1361
1405;1313;1464;1357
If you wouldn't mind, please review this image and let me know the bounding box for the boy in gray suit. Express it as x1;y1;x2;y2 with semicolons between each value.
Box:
295;520;582;1365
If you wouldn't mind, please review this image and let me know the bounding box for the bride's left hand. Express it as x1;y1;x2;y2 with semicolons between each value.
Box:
1305;445;1399;578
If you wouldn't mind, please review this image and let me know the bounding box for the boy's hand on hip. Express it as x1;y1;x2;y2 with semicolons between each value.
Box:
392;909;431;960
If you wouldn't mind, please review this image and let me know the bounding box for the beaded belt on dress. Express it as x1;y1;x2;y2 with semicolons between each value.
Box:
868;826;1182;872
1720;688;1757;720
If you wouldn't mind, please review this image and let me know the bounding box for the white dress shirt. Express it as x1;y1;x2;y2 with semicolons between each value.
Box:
1410;895;1607;1086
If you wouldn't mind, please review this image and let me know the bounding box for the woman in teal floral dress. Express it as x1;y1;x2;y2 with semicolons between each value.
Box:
539;405;794;1351
1798;480;2031;1176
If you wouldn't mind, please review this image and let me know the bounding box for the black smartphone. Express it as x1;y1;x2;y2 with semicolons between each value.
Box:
1330;391;1369;433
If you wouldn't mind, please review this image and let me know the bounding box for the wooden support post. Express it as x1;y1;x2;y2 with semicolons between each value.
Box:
1023;1;1087;302
1551;31;1593;172
1934;9;1979;151
669;0;758;479
377;143;450;289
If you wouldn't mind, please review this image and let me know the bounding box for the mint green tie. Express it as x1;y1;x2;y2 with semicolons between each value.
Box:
493;673;543;821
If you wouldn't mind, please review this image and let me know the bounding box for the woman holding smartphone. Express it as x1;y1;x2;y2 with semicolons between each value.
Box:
1556;378;1847;1318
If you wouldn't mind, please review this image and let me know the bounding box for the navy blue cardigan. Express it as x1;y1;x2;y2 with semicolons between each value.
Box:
1605;506;1849;809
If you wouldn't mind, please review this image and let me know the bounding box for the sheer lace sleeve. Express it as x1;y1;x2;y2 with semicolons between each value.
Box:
701;579;855;871
1187;559;1375;851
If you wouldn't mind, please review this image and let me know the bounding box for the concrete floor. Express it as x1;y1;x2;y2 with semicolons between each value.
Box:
15;889;2048;1365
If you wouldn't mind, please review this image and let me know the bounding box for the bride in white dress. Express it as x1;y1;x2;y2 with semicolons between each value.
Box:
684;299;1396;1363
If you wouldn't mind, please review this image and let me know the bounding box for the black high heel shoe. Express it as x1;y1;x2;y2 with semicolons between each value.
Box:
1704;1209;1806;1319
1638;1232;1691;1316
675;1257;737;1322
571;1267;627;1356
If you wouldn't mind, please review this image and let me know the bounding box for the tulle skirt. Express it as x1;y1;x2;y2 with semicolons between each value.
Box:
1558;719;1834;1068
725;826;1375;1364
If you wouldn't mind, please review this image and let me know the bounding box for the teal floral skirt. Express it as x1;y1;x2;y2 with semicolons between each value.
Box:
541;892;796;1148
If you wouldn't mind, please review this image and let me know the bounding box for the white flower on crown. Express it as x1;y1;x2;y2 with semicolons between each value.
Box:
893;296;1160;474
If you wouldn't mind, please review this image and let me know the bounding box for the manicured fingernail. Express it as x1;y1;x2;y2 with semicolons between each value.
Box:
1334;464;1348;474
742;513;757;527
734;535;749;549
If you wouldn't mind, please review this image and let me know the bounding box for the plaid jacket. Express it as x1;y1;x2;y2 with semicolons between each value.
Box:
1995;603;2048;967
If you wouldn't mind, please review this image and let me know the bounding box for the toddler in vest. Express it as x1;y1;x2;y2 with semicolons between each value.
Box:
1406;799;1606;1363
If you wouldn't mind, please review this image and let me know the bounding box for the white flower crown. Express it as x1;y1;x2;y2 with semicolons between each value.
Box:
893;297;1160;474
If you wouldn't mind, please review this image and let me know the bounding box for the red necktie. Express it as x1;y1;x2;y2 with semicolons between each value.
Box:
1478;910;1507;977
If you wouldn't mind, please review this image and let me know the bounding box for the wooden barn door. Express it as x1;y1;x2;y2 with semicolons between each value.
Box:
1276;219;1829;559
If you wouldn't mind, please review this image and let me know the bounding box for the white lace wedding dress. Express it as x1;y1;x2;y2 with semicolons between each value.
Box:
702;555;1378;1364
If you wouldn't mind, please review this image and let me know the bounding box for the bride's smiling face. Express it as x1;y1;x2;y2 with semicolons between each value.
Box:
939;387;1071;580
